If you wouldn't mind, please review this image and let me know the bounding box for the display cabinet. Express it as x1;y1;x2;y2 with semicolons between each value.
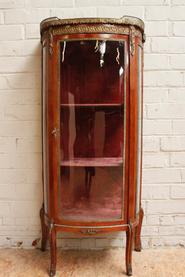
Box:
40;16;145;276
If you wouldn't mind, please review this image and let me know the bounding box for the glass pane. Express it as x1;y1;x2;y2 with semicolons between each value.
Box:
136;45;142;215
60;167;123;221
42;46;49;214
59;40;126;221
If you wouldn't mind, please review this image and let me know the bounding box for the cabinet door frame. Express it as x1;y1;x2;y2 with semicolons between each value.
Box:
53;34;129;226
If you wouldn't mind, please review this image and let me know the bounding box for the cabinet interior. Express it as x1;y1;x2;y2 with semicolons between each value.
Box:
59;39;126;221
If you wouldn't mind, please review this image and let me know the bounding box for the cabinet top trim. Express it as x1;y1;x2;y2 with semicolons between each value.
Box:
40;16;145;35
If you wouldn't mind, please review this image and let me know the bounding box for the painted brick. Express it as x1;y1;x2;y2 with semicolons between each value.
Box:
147;215;160;225
141;237;150;249
0;12;4;23
145;6;170;20
142;226;159;236
0;73;38;89
173;22;185;36
143;120;172;135
11;201;41;217
25;0;54;8
15;217;40;226
144;37;151;53
0;122;41;137
142;185;170;199
158;226;174;235
0;25;24;40
181;169;185;182
0;40;40;57
26;0;72;8
150;237;164;247
3;217;15;226
0;90;40;105
143;168;181;184
144;54;169;70
163;236;185;247
0;169;27;184
174;215;185;225
0;184;15;199
161;137;185;152
143;136;160;152
144;71;183;87
54;0;74;7
0;153;41;169
147;200;185;214
168;88;185;102
76;0;120;6
16;138;41;153
0;0;24;8
172;121;185;135
170;6;185;20
97;6;144;19
123;0;168;5
152;37;185;53
4;104;40;121
0;203;11;216
0;138;16;153
143;153;169;168
159;215;174;225
4;9;50;24
25;24;39;39
51;7;97;18
159;226;185;235
0;169;40;186
170;55;185;69
147;103;185;119
145;21;168;37
15;183;42;200
170;153;185;167
171;185;185;199
144;88;168;103
171;0;185;4
0;57;40;73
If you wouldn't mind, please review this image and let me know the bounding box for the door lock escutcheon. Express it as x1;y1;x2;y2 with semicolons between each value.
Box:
51;127;59;137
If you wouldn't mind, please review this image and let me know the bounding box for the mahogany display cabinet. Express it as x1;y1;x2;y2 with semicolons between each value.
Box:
40;16;145;276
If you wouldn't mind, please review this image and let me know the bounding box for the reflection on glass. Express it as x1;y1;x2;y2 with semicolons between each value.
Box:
59;40;126;221
136;45;142;215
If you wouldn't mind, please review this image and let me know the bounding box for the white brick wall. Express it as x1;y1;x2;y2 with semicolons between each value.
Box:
0;0;185;249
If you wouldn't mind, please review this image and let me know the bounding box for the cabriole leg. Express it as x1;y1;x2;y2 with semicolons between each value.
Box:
134;207;144;252
49;224;57;277
40;204;48;252
125;224;134;276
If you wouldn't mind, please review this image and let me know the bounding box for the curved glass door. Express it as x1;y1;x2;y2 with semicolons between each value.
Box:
136;45;143;215
59;39;127;221
42;45;49;214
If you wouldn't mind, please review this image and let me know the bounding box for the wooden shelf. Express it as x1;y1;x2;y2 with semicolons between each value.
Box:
60;103;123;107
60;157;123;167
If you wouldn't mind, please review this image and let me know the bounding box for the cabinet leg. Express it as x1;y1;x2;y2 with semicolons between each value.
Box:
125;224;134;276
40;204;48;252
49;224;57;277
134;207;144;252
